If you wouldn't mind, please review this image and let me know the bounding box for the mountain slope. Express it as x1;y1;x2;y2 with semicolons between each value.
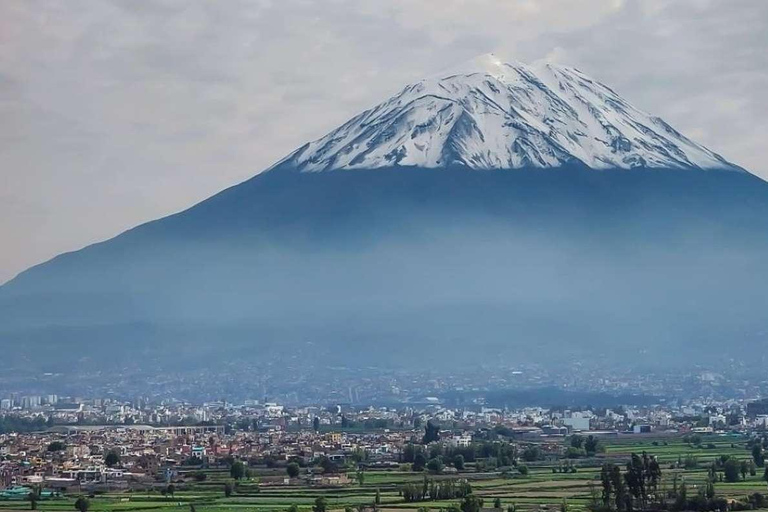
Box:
279;54;739;172
0;56;765;375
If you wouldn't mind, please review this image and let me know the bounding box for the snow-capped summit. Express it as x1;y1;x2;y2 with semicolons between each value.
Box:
277;54;740;172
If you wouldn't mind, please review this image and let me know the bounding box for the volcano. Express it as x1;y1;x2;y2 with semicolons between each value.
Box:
2;55;767;372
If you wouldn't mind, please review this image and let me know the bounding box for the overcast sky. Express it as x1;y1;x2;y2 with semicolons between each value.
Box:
1;0;767;284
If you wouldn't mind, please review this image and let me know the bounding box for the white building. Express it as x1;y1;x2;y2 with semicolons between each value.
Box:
562;411;591;432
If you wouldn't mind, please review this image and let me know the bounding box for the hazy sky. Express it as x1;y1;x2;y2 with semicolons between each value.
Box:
2;0;767;284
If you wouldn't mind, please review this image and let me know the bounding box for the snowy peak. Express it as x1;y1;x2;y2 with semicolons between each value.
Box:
279;54;740;172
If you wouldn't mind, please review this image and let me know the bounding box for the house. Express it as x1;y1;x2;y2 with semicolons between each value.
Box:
309;473;351;487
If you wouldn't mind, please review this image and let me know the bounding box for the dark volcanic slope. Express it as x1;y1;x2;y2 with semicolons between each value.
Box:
2;165;768;370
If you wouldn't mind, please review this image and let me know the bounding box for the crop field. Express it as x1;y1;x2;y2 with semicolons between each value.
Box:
3;435;767;512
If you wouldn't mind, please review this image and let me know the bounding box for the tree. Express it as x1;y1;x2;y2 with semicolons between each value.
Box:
763;466;768;489
318;456;338;474
706;480;716;500
427;457;444;473
186;455;203;466
460;494;483;512
609;464;626;512
104;450;120;468
624;453;646;509
517;465;529;476
454;454;465;470
584;435;600;455
423;421;440;444
402;444;418;463
224;482;233;497
287;462;300;479
313;417;320;432
74;497;90;512
521;445;542;462
28;486;40;510
375;488;381;505
494;497;502;508
230;461;246;480
313;497;327;512
750;493;767;509
600;464;613;508
724;458;741;483
288;506;299;512
675;481;688;511
167;485;175;498
47;441;65;452
565;447;586;459
413;452;427;472
754;444;765;467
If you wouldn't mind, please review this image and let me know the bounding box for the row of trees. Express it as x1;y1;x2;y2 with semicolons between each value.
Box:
664;474;766;511
401;476;473;502
594;451;768;512
748;437;768;467
0;415;47;434
704;454;768;484
567;435;605;458
596;452;662;512
402;440;521;466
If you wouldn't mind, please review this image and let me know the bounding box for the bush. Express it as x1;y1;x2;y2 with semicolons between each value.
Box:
313;497;327;512
426;457;444;473
521;446;542;462
230;461;246;480
74;497;90;512
565;447;586;459
683;455;698;469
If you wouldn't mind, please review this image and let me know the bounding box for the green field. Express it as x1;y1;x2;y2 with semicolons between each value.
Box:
4;435;768;512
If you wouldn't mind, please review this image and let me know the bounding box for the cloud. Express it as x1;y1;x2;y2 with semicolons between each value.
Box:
1;0;766;283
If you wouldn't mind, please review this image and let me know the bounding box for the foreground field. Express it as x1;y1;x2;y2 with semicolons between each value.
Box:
3;435;768;512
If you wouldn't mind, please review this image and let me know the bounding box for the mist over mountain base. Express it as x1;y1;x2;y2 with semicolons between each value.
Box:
3;166;768;385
